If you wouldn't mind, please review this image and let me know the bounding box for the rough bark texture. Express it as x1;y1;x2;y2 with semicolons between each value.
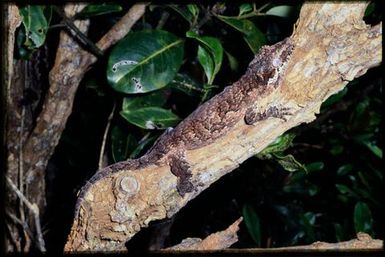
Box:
63;2;381;251
4;4;28;252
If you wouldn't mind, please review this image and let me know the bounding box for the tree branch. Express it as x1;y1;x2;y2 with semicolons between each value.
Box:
64;2;381;251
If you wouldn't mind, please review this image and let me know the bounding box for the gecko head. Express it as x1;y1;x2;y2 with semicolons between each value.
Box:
246;38;294;84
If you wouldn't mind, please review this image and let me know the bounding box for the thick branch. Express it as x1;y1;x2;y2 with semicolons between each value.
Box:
64;3;381;251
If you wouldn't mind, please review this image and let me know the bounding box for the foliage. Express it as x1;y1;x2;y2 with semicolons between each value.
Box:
15;1;383;250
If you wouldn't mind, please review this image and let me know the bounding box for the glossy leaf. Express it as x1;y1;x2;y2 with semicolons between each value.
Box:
274;153;307;173
122;90;169;111
336;184;360;198
301;212;317;241
19;5;48;49
242;205;261;247
169;73;204;96
120;107;180;130
107;30;184;94
111;126;137;162
363;141;382;158
337;164;353;176
201;83;219;102
354;202;373;234
225;50;239;71
186;31;223;84
77;3;122;18
216;15;266;54
187;4;199;17
239;4;253;16
197;46;215;84
364;2;375;17
257;133;296;159
265;5;294;18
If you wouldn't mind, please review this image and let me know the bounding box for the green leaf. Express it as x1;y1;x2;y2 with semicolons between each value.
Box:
336;184;360;198
239;4;253;16
301;212;317;241
363;141;383;158
257;133;296;159
225;50;239;71
19;5;49;49
265;5;294;18
354;202;373;234
77;3;122;18
201;83;219;103
216;15;266;54
337;164;353;176
122;90;169;111
187;4;199;17
120;107;180;130
186;31;223;84
197;45;215;84
107;30;184;94
169;73;204;96
242;205;261;247
364;2;375;17
274;153;306;173
111;126;137;162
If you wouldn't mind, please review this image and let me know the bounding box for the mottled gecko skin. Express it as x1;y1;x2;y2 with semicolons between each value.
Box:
73;38;294;217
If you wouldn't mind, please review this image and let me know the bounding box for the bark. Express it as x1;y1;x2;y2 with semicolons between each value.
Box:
64;2;382;252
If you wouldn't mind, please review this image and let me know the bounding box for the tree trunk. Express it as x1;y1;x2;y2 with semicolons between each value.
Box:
64;2;382;251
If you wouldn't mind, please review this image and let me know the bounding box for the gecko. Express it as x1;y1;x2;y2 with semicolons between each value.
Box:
73;37;295;218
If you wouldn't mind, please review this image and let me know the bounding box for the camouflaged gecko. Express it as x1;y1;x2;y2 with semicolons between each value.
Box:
74;37;294;217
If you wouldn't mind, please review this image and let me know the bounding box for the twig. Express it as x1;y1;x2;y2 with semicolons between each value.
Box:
95;3;149;52
19;63;30;252
98;102;116;170
5;222;21;252
6;210;33;240
6;177;46;252
52;5;104;57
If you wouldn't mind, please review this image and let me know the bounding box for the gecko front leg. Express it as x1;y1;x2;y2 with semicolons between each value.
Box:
244;106;292;125
168;152;194;197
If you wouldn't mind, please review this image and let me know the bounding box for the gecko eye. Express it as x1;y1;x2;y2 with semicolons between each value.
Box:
37;28;44;34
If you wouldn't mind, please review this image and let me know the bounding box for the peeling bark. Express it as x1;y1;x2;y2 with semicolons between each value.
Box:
64;2;382;252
